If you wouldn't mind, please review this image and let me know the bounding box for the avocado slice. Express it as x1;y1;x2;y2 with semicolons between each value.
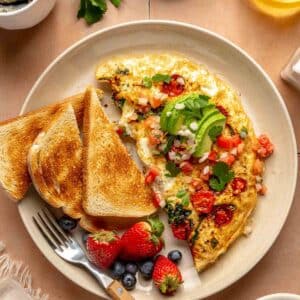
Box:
194;114;226;157
160;93;210;134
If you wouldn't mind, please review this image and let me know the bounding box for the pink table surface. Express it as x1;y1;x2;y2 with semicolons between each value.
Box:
0;1;299;299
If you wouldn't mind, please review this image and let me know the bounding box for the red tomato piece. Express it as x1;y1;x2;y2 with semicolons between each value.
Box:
220;154;236;166
180;161;193;175
231;177;247;195
116;127;124;136
145;168;159;184
171;221;191;240
152;192;161;208
217;134;241;150
161;74;185;97
211;204;234;227
208;150;218;162
191;190;215;214
216;105;229;117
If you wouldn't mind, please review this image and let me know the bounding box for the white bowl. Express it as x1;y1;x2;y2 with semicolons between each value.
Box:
257;293;300;300
0;0;56;30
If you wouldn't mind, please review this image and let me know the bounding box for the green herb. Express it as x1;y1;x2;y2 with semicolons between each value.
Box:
208;125;223;142
152;74;171;84
180;94;212;119
209;162;234;192
110;0;121;7
210;237;219;249
165;161;181;177
181;194;190;207
114;97;125;109
77;0;122;25
163;135;175;154
116;67;129;75
176;189;187;198
142;76;153;88
190;224;200;245
239;126;248;139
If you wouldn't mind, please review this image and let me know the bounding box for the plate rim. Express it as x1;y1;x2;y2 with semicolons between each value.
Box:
17;20;298;299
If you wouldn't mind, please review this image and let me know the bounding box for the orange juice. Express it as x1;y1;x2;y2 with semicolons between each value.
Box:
250;0;300;17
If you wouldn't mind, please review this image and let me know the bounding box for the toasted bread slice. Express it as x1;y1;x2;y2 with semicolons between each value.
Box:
82;87;157;219
0;90;103;201
28;104;83;219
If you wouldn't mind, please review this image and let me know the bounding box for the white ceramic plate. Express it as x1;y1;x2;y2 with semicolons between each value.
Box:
18;21;298;300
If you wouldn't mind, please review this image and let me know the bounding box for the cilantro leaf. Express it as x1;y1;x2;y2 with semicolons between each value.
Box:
208;125;223;142
77;0;121;25
110;0;121;7
165;161;180;177
176;189;187;198
209;162;234;192
142;76;152;88
152;74;171;84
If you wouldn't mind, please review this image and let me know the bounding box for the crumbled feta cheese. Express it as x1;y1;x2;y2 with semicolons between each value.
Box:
198;152;209;163
166;111;172;117
175;103;185;110
174;139;181;147
138;97;148;106
168;151;177;161
176;77;185;85
181;153;191;160
220;152;228;159
201;81;219;97
177;128;194;138
154;90;168;100
189;121;199;131
230;148;238;156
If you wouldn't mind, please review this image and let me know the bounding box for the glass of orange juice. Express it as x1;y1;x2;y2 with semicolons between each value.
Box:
249;0;300;17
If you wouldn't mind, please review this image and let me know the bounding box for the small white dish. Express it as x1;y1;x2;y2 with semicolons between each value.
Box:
0;0;56;30
257;293;300;300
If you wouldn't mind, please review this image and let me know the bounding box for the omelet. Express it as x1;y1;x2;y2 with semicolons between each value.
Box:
95;53;272;272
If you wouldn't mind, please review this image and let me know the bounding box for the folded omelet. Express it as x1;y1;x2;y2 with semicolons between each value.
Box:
96;53;263;272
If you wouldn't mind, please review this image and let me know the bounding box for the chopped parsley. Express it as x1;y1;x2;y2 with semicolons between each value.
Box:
142;76;152;88
142;74;171;88
209;162;234;192
208;125;223;142
165;161;181;177
176;189;190;206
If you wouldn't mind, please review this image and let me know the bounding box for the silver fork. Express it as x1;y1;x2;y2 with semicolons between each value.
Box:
33;207;134;300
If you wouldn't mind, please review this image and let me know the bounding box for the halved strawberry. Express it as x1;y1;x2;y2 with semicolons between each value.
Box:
153;255;183;295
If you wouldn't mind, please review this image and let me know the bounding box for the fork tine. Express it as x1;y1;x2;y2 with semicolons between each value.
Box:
37;212;66;247
33;216;58;250
42;207;72;242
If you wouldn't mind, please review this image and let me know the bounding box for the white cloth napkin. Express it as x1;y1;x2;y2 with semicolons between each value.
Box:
0;241;48;300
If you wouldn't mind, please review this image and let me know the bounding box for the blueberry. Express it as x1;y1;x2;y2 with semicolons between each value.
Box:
82;231;90;245
125;262;138;275
121;273;136;290
58;215;77;232
139;260;154;280
167;250;182;264
111;261;125;279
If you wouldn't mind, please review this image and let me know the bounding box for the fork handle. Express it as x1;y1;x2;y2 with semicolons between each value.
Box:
106;280;134;300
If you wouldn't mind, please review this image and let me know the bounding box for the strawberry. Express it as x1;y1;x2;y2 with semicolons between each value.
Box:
120;216;164;261
153;255;183;295
86;230;121;269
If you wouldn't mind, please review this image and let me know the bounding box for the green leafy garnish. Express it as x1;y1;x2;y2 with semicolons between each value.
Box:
208;125;223;142
77;0;122;25
165;161;181;177
209;162;234;192
176;189;187;198
239;126;248;139
110;0;121;7
180;94;212;119
163;135;175;154
152;74;171;84
142;76;153;88
176;189;190;206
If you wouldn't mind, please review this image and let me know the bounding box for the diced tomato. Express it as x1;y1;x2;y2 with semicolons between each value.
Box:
216;105;229;117
180;161;193;175
217;134;241;149
220;154;236;166
148;134;161;146
200;173;210;181
152;192;161;208
160;74;185;97
211;204;234;227
253;159;264;175
231;177;247;195
191;191;215;214
145;168;159;184
149;97;162;109
208;150;218;162
171;221;191;240
190;178;203;191
255;134;274;159
116;127;124;136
